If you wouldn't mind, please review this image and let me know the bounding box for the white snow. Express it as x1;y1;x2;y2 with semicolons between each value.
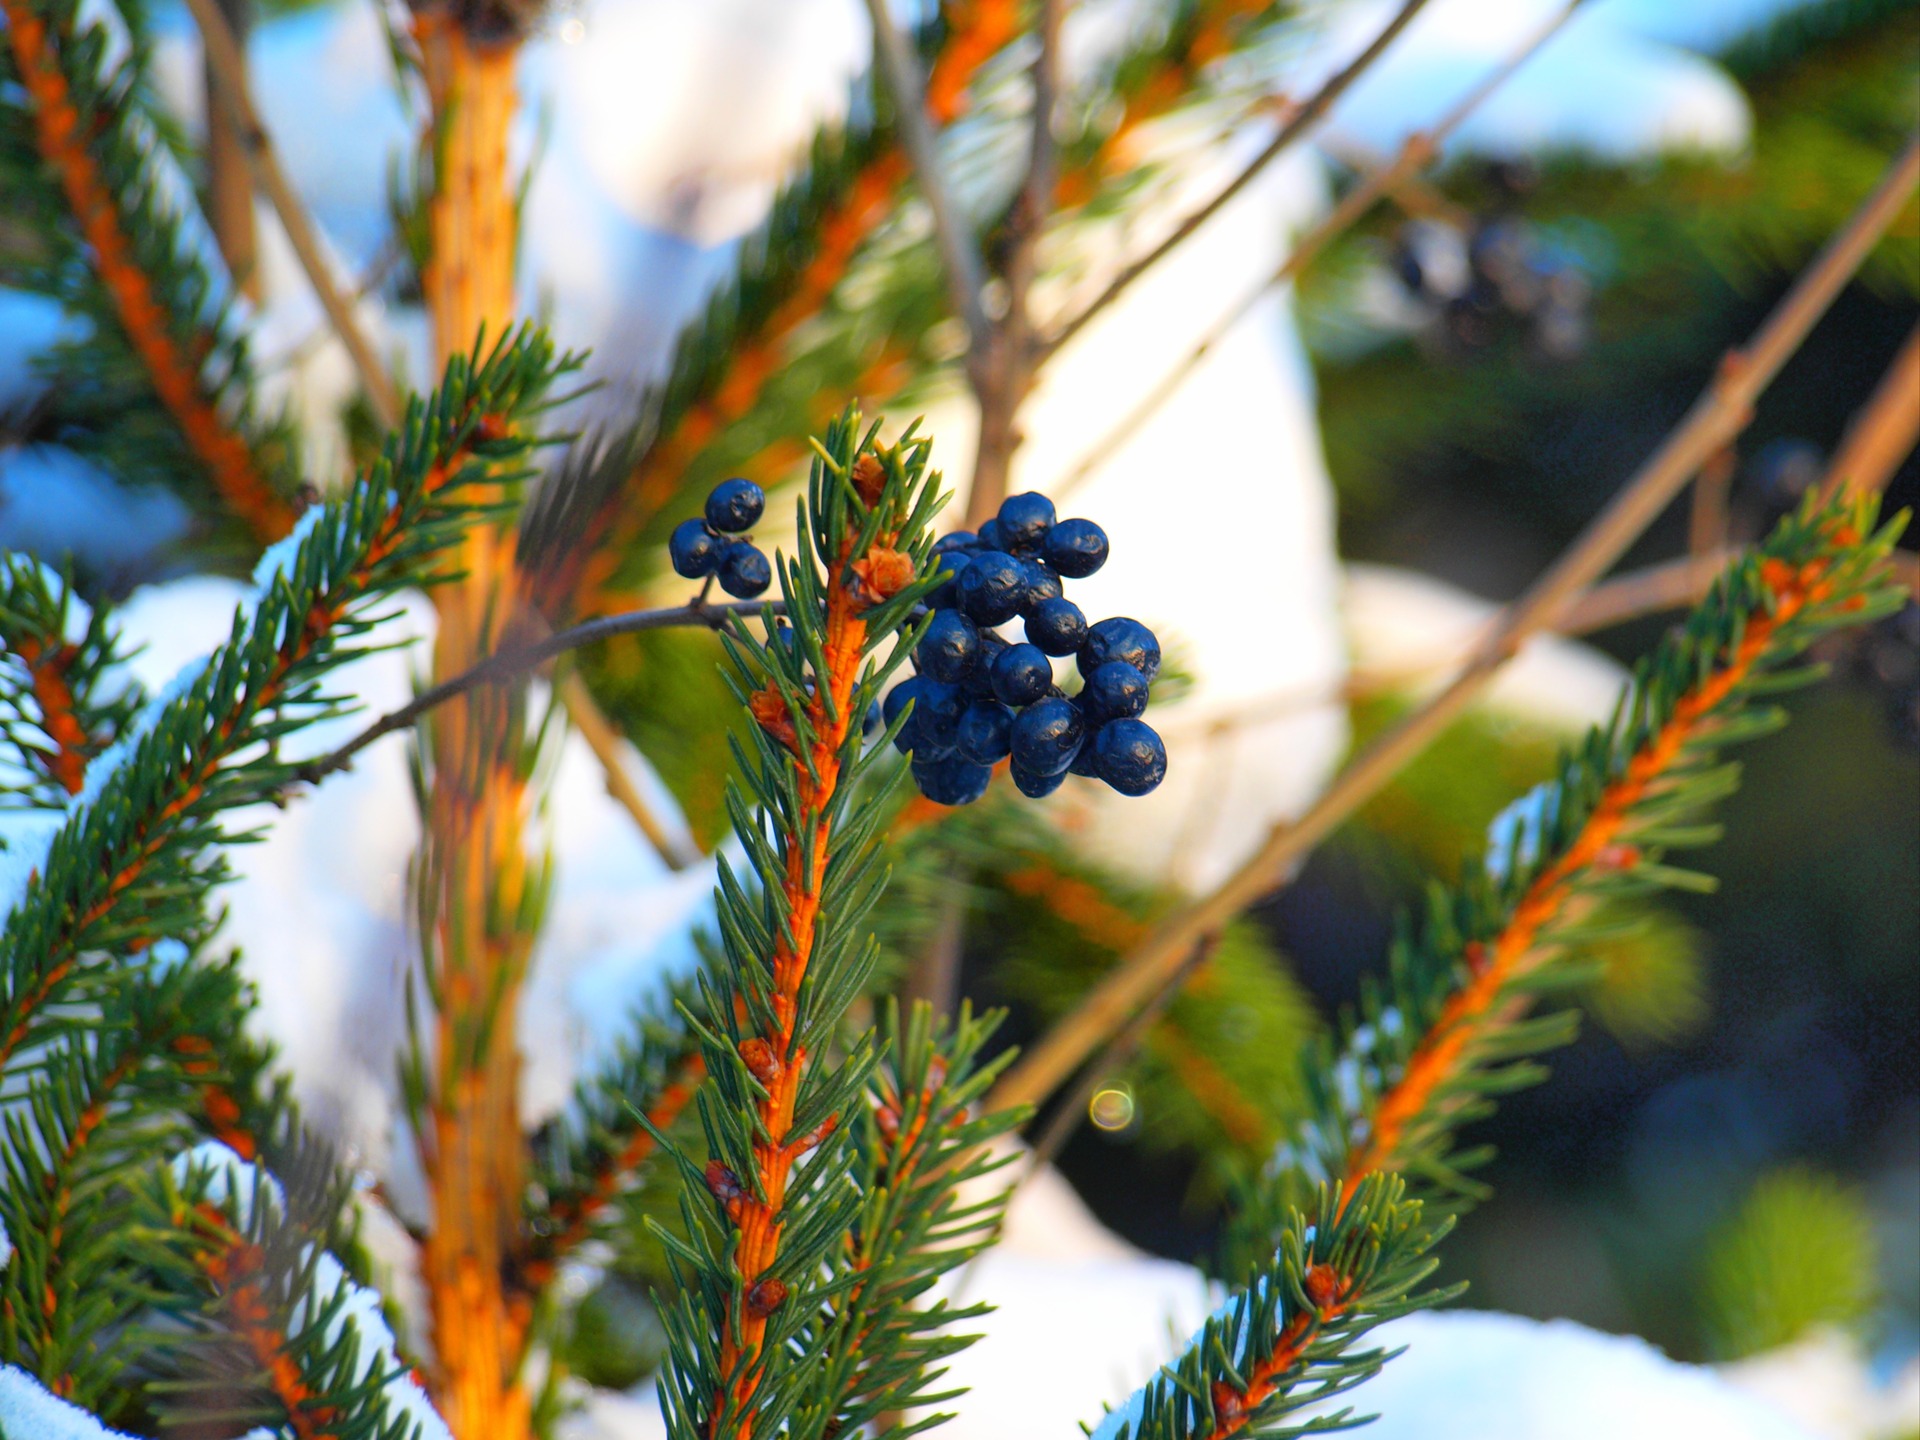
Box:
0;1367;141;1440
1486;777;1563;883
1299;1309;1819;1439
250;505;326;595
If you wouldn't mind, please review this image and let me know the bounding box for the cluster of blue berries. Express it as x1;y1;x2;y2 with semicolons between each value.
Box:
669;478;774;598
884;491;1167;807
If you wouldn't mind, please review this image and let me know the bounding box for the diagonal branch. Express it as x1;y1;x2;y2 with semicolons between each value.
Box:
183;0;402;430
1038;0;1435;361
988;132;1920;1114
863;0;991;367
1818;319;1920;505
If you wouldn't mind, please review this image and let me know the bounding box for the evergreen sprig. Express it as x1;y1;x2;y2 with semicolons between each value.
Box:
1223;494;1908;1274
0;0;302;547
648;410;960;1438
522;988;706;1291
0;557;143;806
0;326;568;1081
141;1142;443;1440
787;1000;1025;1439
1087;1175;1452;1440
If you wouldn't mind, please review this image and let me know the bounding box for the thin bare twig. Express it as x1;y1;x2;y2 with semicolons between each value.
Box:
293;597;783;787
1038;0;1434;362
863;0;991;369
1055;0;1588;501
964;0;1064;527
184;0;403;429
988;133;1920;1115
556;670;701;871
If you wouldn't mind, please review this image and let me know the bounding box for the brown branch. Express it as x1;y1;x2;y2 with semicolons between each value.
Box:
863;0;990;365
292;597;783;789
1;0;296;541
988;133;1920;1115
1038;0;1435;361
200;0;258;303
185;0;402;429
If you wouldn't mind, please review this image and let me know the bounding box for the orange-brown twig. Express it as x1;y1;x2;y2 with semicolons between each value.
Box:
1200;1264;1353;1438
715;530;879;1436
0;1;295;542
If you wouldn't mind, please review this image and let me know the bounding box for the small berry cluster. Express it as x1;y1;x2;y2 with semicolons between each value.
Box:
669;478;774;598
884;491;1168;807
1391;163;1590;361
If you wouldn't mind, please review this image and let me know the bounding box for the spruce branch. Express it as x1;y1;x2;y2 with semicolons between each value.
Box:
1087;1175;1453;1440
989;133;1920;1116
522;1009;707;1291
0;327;570;1079
0;0;301;541
1309;497;1909;1217
651;411;954;1438
787;1001;1025;1439
0;559;142;805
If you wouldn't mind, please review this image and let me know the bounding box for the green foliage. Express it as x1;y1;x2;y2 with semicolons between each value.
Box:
0;0;303;553
1699;1165;1879;1360
0;329;570;1429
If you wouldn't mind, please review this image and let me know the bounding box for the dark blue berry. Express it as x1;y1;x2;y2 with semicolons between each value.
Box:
1079;616;1160;683
926;549;972;610
884;678;922;754
1017;558;1063;614
991;643;1053;707
1081;660;1148;721
976;518;1008;552
1069;734;1103;778
933;530;978;555
956;550;1025;626
705;478;765;533
916;610;980;685
1010;695;1086;777
1026;597;1087;656
997;492;1056;553
911;754;993;807
913;678;964;753
967;631;1009;699
863;700;882;737
956;700;1015;765
1094;718;1167;796
1010;760;1067;798
669;518;722;578
718;543;772;599
1045;518;1109;578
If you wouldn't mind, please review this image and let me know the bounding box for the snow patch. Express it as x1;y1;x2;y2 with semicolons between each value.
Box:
0;1365;141;1439
250;505;326;595
1485;778;1563;884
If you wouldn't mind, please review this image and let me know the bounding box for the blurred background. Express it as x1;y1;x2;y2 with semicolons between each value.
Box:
2;0;1916;1436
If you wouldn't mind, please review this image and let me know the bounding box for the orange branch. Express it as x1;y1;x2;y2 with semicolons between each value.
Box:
8;634;94;797
1201;1265;1352;1438
714;526;893;1437
0;0;294;543
1340;545;1853;1205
